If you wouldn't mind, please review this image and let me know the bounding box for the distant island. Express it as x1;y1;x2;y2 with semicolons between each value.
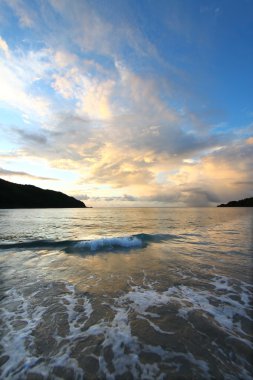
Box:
217;197;253;207
0;178;86;208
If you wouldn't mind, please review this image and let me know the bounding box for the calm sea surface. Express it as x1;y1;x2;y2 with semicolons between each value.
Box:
0;207;252;379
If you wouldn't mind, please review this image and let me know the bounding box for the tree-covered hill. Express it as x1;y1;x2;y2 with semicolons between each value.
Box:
217;197;253;207
0;178;86;208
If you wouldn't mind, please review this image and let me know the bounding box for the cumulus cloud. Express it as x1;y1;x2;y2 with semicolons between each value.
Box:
0;46;52;120
0;36;10;58
168;140;253;203
11;103;252;206
178;188;221;206
0;1;252;206
54;50;77;68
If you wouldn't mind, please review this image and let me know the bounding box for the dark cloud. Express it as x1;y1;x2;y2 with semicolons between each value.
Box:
0;167;58;181
123;194;137;201
89;194;137;202
13;128;48;145
136;187;220;206
141;193;179;203
210;142;253;174
73;194;90;201
12;114;102;163
180;187;220;204
233;181;253;186
107;111;218;158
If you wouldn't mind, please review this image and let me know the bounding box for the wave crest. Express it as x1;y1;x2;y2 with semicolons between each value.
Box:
0;233;178;254
71;236;143;252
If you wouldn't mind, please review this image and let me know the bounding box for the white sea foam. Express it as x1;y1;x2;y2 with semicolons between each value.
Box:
0;282;92;379
83;285;212;379
61;283;93;337
1;273;252;379
138;315;175;335
73;236;143;251
85;305;171;379
119;286;171;316
167;278;253;341
117;275;253;348
0;288;47;379
72;276;251;378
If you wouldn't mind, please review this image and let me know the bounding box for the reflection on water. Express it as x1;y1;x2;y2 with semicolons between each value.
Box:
0;208;253;379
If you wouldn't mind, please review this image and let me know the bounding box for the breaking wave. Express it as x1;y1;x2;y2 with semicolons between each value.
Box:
0;233;178;253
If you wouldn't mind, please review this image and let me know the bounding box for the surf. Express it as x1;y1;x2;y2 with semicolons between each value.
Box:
0;233;178;253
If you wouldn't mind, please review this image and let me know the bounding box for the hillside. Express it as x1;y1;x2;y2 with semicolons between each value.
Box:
0;178;86;208
217;197;253;207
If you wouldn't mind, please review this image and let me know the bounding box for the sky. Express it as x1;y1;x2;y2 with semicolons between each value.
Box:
0;0;252;207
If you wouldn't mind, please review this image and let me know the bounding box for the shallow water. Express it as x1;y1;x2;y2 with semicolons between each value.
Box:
0;207;252;379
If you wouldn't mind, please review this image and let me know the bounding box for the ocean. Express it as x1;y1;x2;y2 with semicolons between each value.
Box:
0;207;252;379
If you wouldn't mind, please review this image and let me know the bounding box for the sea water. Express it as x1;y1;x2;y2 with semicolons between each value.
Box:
0;207;252;379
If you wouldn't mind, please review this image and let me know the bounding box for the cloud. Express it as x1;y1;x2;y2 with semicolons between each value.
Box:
48;0;159;62
13;128;48;145
137;187;220;206
50;55;116;120
0;167;58;181
77;78;114;120
246;137;253;145
178;188;220;206
5;40;251;206
87;194;138;203
1;0;252;206
168;140;253;203
0;46;52;120
233;181;253;186
51;67;83;100
141;192;180;204
49;0;113;55
1;1;217;163
54;50;77;68
4;0;35;27
11;96;250;206
0;36;10;58
72;193;90;201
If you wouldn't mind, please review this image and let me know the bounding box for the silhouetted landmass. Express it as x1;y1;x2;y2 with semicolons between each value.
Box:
217;197;253;207
0;178;86;208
